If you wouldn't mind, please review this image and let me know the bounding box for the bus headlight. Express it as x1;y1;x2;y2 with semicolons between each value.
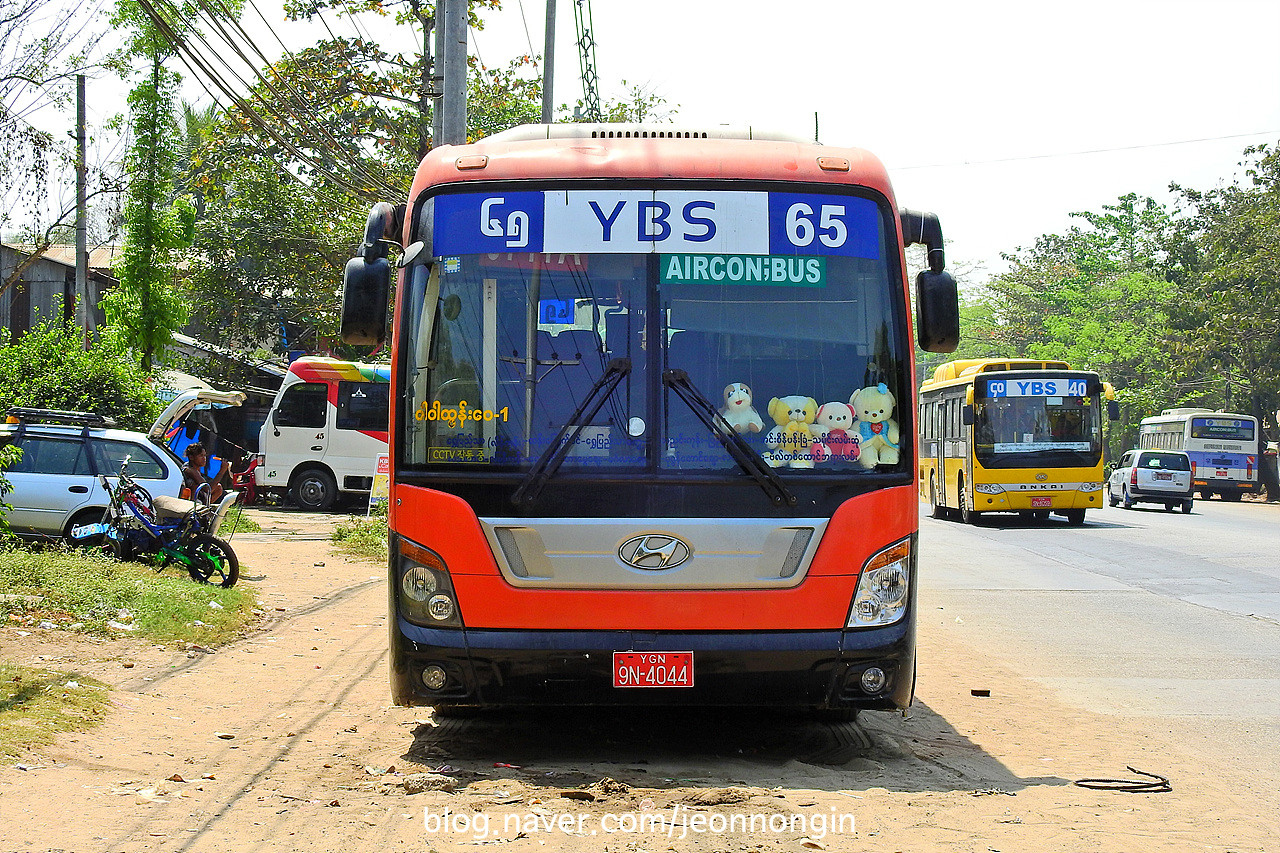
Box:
397;537;463;628
974;483;1005;495
847;540;911;628
1078;482;1103;492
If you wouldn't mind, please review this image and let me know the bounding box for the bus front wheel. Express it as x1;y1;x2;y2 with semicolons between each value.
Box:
291;468;338;512
958;480;973;525
1065;508;1086;526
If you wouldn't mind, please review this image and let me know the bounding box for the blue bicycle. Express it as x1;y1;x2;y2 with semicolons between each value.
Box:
73;458;240;587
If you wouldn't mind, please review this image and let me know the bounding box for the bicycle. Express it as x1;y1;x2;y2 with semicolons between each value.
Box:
72;457;241;587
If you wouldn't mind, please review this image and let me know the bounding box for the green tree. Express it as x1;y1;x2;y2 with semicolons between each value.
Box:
959;195;1188;458
1174;144;1280;498
102;0;202;370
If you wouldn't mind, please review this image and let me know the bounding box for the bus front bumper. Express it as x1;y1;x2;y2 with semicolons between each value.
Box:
390;620;915;712
972;487;1103;513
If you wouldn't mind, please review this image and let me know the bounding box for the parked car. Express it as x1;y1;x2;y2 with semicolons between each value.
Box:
0;389;244;542
1108;449;1194;513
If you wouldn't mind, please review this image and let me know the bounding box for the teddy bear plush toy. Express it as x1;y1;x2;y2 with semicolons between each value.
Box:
719;382;764;434
763;395;819;468
812;401;860;462
849;383;900;468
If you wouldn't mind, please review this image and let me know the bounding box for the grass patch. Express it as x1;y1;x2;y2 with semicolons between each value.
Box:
0;662;111;760
0;546;256;646
217;504;262;537
332;510;389;563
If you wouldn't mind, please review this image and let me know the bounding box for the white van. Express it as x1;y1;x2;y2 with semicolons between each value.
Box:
256;357;390;510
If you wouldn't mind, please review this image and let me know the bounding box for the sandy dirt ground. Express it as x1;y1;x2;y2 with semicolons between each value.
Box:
1;508;1275;852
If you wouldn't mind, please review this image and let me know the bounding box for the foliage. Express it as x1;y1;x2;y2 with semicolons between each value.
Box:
1172;144;1280;496
956;195;1189;458
102;52;195;371
0;442;18;538
331;506;388;562
0;662;110;760
183;150;362;356
0;544;256;645
563;80;674;124
468;57;543;141
1;0;102;243
0;320;162;431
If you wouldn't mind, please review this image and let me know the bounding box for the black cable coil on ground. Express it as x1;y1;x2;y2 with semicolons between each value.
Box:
1074;766;1172;793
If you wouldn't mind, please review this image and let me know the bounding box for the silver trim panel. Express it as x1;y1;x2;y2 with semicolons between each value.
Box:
478;517;828;590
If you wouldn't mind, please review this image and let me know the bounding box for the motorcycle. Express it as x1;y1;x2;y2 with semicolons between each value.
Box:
73;458;241;587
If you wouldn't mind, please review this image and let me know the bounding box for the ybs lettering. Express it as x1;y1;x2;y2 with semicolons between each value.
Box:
1016;380;1058;396
588;200;718;243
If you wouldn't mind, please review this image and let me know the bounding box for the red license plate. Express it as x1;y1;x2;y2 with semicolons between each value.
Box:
1155;472;1173;481
613;652;694;688
1216;469;1228;477
1031;496;1052;507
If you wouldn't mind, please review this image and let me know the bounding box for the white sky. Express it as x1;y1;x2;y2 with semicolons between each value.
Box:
54;0;1280;277
468;0;1280;276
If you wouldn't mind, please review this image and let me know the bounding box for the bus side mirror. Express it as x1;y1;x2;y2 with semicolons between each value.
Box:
962;404;974;426
916;269;959;353
341;256;390;345
341;203;398;346
1107;399;1120;421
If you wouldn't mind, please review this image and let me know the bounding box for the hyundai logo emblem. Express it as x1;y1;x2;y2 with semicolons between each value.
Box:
618;534;692;570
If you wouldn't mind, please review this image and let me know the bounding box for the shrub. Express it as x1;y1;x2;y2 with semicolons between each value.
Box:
0;321;161;431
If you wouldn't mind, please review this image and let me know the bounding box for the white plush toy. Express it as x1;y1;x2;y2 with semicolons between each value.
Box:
719;382;764;434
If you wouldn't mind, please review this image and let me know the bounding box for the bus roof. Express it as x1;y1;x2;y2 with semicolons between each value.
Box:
286;356;391;384
405;123;896;240
921;358;1073;391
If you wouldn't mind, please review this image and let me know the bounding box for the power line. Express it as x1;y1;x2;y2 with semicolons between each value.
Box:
898;131;1280;171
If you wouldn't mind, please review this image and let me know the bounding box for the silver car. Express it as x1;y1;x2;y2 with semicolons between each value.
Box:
0;390;244;541
1108;449;1194;513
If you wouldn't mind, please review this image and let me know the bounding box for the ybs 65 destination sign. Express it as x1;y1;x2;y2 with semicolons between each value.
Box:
430;190;882;259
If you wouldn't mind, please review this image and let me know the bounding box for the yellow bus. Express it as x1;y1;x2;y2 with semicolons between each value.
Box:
919;359;1118;525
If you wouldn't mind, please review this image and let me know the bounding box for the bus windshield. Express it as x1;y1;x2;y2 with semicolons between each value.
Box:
974;391;1103;468
400;232;906;476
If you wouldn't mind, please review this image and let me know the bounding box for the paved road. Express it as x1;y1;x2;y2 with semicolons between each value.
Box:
918;497;1280;786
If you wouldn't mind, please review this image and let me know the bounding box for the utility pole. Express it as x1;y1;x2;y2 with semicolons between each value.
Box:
541;0;556;123
436;0;468;146
75;73;91;348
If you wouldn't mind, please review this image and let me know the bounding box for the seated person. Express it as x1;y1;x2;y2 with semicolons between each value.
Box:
183;442;225;502
168;414;231;484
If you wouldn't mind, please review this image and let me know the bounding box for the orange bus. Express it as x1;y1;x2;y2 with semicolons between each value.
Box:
340;124;958;716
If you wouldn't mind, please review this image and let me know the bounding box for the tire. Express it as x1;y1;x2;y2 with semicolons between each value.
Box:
1199;489;1212;500
186;534;239;588
1223;491;1242;502
290;468;338;511
1108;485;1119;508
1065;508;1086;526
958;479;973;525
1182;500;1193;514
1122;487;1134;510
1165;502;1175;512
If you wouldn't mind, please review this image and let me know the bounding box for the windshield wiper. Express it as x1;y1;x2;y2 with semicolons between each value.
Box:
662;369;798;507
512;358;632;506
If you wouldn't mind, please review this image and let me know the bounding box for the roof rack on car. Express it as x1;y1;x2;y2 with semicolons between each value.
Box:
4;407;117;428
